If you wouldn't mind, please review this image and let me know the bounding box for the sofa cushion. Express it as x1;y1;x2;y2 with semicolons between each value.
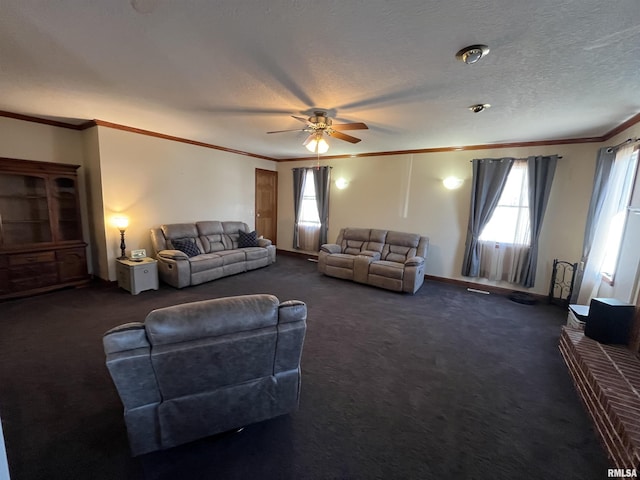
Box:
144;295;280;346
326;253;356;269
163;223;206;253
369;260;405;280
364;229;388;253
196;221;226;253
189;254;224;274
173;239;201;257
238;230;258;248
339;228;371;255
381;232;420;262
222;222;248;249
384;245;417;263
244;247;269;261
216;250;246;265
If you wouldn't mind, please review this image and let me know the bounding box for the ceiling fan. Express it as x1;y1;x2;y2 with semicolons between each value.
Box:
267;111;368;153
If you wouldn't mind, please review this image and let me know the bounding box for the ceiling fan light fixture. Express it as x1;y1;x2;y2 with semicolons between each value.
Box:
305;133;329;154
456;44;490;64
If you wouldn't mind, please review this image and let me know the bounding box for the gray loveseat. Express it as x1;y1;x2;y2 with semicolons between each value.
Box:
318;227;429;293
150;221;276;288
103;294;307;456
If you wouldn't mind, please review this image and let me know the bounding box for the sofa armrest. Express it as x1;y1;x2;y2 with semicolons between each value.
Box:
158;249;189;261
320;243;341;254
257;238;272;247
103;322;149;354
103;323;161;410
405;256;424;267
156;253;192;288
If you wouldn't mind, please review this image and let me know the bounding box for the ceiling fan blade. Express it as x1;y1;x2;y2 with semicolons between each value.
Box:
266;128;307;134
331;122;369;131
292;115;312;125
328;130;362;144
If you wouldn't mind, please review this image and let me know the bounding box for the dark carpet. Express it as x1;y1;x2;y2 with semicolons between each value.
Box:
0;255;609;479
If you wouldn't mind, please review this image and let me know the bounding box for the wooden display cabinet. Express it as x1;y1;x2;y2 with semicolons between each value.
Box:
0;158;90;300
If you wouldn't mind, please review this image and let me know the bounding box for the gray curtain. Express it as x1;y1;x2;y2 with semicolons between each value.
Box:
312;166;331;247
292;168;306;249
519;155;558;287
461;158;515;277
570;147;615;301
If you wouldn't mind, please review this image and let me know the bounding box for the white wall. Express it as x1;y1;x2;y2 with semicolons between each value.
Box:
277;143;600;296
94;127;277;280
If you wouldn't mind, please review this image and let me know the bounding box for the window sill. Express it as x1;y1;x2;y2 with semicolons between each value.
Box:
478;240;530;248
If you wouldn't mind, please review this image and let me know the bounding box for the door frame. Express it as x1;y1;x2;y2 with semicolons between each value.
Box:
254;168;278;245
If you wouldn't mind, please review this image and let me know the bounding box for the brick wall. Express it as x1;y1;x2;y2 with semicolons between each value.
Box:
559;327;640;468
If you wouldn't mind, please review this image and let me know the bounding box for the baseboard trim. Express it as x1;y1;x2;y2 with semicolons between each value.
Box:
425;274;548;302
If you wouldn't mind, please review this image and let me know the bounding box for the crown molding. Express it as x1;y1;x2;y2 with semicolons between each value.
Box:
0;110;85;130
276;136;607;162
2;110;640;162
601;112;640;140
88;119;277;161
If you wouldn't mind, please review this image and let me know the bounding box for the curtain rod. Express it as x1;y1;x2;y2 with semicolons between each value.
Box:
469;155;562;162
606;138;640;153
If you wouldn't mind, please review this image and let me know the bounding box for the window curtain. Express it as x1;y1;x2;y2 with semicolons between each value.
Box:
477;160;530;283
577;144;637;304
292;168;306;249
518;155;558;287
478;242;530;283
312;166;331;248
570;147;615;302
461;158;515;277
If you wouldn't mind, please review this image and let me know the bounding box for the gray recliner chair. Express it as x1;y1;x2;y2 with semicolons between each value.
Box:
103;294;307;456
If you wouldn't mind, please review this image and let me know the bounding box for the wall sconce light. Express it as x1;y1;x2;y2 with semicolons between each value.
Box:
443;176;464;190
113;216;129;259
335;177;349;190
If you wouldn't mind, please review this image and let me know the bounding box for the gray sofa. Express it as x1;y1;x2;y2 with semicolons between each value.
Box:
318;227;429;293
103;294;307;456
150;221;276;288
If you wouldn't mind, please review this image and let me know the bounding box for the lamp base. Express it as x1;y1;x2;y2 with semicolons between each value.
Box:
119;229;127;261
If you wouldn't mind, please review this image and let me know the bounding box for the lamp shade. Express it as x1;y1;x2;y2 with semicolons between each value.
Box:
113;216;129;230
305;134;329;154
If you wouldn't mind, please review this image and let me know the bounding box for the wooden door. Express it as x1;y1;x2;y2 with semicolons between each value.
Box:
255;169;277;245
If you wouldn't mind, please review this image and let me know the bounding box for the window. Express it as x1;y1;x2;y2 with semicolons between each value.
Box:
479;160;530;245
600;148;639;280
296;169;321;251
299;170;320;226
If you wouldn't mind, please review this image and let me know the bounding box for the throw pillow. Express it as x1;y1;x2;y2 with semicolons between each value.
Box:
238;230;258;248
172;239;201;257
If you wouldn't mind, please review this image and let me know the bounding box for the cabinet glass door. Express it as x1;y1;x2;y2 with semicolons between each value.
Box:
0;173;52;246
52;176;81;241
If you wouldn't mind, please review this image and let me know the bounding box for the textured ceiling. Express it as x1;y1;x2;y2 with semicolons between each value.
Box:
1;0;639;159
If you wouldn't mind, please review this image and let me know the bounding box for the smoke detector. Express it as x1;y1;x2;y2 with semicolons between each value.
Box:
456;45;490;64
469;104;491;113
